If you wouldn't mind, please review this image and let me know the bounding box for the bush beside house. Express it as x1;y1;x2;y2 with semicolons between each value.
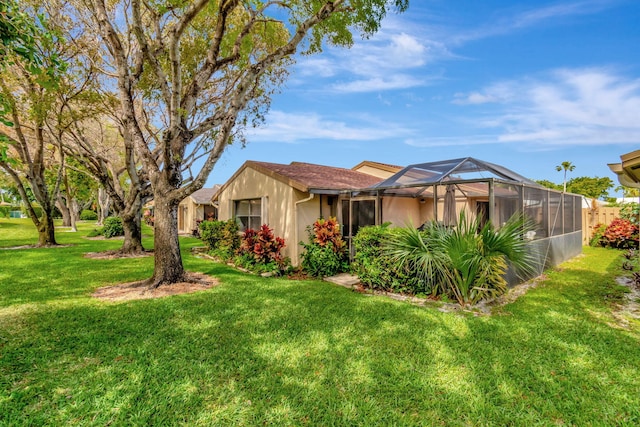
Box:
300;217;349;278
199;220;289;275
351;224;424;295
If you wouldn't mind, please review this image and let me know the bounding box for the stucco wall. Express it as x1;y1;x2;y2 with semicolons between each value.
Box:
381;197;432;227
217;167;314;265
178;199;197;233
178;199;208;234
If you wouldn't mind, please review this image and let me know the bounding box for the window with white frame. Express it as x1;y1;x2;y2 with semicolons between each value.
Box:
234;199;262;231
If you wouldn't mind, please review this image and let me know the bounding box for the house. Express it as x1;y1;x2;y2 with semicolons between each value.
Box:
178;185;220;234
216;157;583;279
214;161;401;265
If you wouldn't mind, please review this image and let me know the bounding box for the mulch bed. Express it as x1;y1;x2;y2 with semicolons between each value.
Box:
92;272;218;301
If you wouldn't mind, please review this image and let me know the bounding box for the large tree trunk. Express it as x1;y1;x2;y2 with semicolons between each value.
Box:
147;194;183;287
69;198;79;232
97;187;110;225
56;195;71;227
120;195;144;254
37;211;57;246
121;214;144;254
1;163;58;247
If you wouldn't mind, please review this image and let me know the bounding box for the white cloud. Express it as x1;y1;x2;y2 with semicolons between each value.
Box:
332;75;425;93
404;135;498;147
291;1;620;95
452;0;619;44
293;29;446;93
247;110;413;142
451;68;640;146
295;58;337;78
453;92;499;105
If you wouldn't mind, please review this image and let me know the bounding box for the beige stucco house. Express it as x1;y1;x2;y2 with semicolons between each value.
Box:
178;186;220;234
214;161;400;265
215;157;583;275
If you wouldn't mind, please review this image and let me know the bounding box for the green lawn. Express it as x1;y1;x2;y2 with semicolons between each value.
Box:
0;218;639;426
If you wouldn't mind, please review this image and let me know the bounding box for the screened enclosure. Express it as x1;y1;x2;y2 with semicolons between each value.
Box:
341;158;582;284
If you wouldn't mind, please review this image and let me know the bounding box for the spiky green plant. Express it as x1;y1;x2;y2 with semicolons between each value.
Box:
384;221;452;297
385;212;538;306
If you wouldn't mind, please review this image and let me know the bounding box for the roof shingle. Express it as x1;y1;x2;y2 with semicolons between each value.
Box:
250;161;384;191
189;185;220;204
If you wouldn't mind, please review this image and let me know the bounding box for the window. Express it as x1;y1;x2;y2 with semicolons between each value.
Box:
235;199;262;231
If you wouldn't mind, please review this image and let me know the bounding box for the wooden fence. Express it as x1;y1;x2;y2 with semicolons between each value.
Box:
582;207;621;245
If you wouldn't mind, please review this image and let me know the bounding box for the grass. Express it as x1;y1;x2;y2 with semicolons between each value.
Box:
1;218;639;425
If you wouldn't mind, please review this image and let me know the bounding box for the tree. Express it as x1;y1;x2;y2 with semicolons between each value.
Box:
615;185;640;199
566;176;614;200
54;159;98;232
1;0;43;66
0;1;68;245
0;60;63;245
62;115;152;254
73;0;409;287
535;179;562;191
555;161;575;193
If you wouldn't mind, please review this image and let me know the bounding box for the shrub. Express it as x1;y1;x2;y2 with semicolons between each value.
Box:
199;219;240;260
385;212;537;306
87;228;103;237
619;202;640;223
102;216;124;238
595;218;639;249
80;209;98;221
351;224;424;294
237;224;289;274
301;243;349;279
200;220;224;248
0;206;11;218
300;217;349;278
23;205;43;219
589;223;607;247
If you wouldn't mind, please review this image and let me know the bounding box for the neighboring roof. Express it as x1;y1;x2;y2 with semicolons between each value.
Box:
217;161;385;196
352;160;403;174
371;157;541;190
189;185;220;205
609;150;640;188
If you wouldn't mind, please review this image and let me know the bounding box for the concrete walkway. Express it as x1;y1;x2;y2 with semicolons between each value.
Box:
323;273;360;289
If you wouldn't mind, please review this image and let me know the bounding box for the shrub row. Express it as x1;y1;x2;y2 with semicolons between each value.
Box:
200;220;290;275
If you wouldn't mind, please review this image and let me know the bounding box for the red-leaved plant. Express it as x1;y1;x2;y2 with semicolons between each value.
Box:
600;218;639;249
312;217;346;253
239;224;286;265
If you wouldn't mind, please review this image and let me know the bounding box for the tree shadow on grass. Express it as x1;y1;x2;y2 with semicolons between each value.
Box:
2;252;639;425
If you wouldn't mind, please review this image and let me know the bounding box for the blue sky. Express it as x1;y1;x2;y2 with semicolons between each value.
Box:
206;0;640;196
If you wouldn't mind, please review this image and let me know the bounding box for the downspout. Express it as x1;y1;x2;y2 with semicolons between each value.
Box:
294;193;315;266
489;180;495;226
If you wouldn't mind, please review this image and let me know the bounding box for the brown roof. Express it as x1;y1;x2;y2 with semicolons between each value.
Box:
190;185;220;204
351;160;403;173
218;161;385;195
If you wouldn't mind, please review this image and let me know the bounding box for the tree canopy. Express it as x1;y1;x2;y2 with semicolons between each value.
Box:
59;0;411;285
566;176;614;200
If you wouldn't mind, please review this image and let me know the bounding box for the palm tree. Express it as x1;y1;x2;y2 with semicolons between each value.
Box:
385;212;537;306
556;161;576;192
